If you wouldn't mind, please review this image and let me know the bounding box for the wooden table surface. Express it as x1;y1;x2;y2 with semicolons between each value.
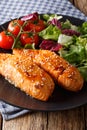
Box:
0;1;87;130
0;105;87;130
70;0;87;15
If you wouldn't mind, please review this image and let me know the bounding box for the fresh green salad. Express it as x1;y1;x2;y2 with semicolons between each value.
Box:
40;14;87;81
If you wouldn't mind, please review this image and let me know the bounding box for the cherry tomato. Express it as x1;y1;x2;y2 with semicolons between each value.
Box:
0;31;14;49
29;19;46;32
20;32;39;46
8;19;24;36
23;20;31;31
21;12;39;31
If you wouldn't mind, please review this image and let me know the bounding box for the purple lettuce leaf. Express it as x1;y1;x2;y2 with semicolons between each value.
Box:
39;40;62;52
48;18;62;29
21;12;38;21
62;29;81;36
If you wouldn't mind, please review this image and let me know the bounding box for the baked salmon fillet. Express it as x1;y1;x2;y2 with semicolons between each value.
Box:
0;53;55;101
13;49;84;92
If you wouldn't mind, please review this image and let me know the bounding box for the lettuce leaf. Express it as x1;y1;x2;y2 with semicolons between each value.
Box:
59;36;87;81
24;43;35;49
62;19;78;31
78;22;87;35
39;24;61;41
42;14;62;21
78;64;87;81
39;39;62;51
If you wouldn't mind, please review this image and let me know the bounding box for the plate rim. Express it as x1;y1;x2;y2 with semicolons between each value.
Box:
0;14;86;111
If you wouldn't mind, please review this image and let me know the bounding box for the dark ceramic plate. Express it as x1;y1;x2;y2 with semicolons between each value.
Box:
0;15;87;111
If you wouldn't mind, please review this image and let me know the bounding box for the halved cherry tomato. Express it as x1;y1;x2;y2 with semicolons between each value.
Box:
8;19;24;36
20;32;39;46
0;31;14;49
29;19;46;32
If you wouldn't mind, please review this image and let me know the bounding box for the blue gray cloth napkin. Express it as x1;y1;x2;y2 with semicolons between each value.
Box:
0;0;87;120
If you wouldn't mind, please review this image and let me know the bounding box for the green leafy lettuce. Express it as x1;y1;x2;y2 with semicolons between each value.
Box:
39;24;61;41
78;21;87;35
59;36;87;81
